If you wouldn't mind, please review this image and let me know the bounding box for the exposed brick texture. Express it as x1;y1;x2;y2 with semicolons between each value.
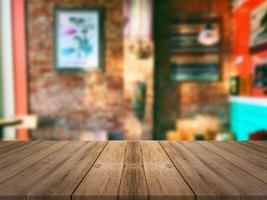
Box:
27;0;129;139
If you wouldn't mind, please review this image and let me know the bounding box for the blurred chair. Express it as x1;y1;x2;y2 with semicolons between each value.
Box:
15;115;38;140
14;115;38;130
249;131;267;141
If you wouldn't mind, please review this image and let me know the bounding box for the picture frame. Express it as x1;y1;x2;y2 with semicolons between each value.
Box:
254;64;267;88
54;8;104;72
250;2;267;53
230;76;240;96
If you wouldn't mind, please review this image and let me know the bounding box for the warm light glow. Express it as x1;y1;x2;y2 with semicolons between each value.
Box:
198;27;220;46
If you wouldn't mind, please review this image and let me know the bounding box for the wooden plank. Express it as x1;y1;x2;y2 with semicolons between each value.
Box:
233;142;267;156
0;142;40;159
0;141;266;200
0;141;68;183
160;141;239;200
141;141;194;200
213;142;267;170
249;141;267;149
73;142;127;200
236;142;267;155
200;142;267;184
0;141;19;148
182;142;267;199
119;142;149;200
0;141;83;200
0;141;30;154
0;141;22;152
27;142;107;200
0;141;47;169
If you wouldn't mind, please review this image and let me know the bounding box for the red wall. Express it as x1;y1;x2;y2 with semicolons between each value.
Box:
233;0;267;97
12;0;29;140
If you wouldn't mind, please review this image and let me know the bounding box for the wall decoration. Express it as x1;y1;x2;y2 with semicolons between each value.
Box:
54;8;104;71
170;14;221;82
254;64;267;87
132;82;147;121
124;0;153;60
250;1;267;53
124;0;152;40
230;76;240;95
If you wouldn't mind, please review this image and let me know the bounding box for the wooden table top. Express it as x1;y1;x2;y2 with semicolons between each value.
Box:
0;141;266;200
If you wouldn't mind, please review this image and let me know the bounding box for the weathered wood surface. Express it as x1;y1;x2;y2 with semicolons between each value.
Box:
0;141;266;200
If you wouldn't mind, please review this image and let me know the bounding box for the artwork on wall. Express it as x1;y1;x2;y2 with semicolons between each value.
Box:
254;64;267;87
170;14;221;82
132;82;147;121
54;8;104;71
250;1;267;53
124;0;153;60
230;76;240;96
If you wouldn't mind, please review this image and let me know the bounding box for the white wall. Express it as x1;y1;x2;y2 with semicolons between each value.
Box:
0;0;16;140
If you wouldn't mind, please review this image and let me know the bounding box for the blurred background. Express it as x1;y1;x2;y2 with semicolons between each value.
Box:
0;0;267;141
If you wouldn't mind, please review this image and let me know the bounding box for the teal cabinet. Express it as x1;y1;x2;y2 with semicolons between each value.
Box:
231;98;267;141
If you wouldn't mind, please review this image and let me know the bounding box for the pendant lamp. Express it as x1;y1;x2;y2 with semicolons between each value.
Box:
198;0;220;46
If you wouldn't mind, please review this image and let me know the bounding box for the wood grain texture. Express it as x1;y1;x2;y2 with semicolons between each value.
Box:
0;141;30;154
0;141;266;200
0;141;68;183
214;142;267;170
0;141;48;169
236;142;267;155
73;142;127;200
182;142;267;199
141;141;194;200
200;142;267;184
0;141;40;159
119;142;149;200
27;142;107;200
0;141;19;148
249;141;267;149
0;142;81;200
160;141;239;200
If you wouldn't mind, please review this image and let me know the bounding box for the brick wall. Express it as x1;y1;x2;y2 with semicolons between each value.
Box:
27;0;130;139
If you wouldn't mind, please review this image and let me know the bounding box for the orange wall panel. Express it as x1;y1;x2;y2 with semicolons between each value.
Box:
233;0;267;97
12;0;29;140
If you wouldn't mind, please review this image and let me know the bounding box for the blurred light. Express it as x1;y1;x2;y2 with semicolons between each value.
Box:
198;23;220;46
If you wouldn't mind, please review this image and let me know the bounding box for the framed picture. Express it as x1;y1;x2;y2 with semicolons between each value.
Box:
254;64;267;87
230;76;240;96
250;2;267;53
54;8;104;72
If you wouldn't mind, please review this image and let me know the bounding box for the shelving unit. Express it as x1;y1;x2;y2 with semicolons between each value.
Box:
170;14;222;82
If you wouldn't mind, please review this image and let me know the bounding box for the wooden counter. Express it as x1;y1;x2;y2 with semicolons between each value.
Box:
0;141;266;200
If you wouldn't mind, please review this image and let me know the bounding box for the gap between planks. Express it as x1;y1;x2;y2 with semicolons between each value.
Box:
199;142;267;184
